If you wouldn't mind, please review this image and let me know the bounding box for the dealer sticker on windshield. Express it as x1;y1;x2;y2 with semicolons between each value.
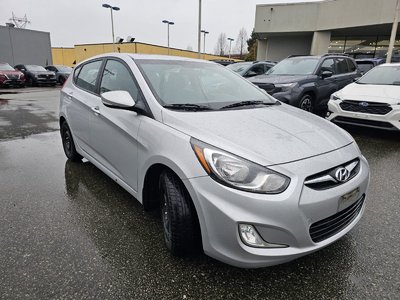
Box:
338;187;360;212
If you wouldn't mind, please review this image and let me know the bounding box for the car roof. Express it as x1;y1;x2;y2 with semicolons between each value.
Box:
76;53;218;67
376;63;400;67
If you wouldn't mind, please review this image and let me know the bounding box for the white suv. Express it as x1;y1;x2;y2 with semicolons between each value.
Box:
328;63;400;131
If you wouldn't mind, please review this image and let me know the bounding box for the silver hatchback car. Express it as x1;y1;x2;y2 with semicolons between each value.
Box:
60;53;370;268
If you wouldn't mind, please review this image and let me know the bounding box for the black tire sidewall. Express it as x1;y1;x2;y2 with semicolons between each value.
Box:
61;122;82;161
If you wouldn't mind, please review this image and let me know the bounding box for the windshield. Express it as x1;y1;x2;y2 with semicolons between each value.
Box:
226;62;252;74
26;65;47;72
136;59;275;110
56;66;72;72
0;63;15;71
357;65;400;85
267;57;319;75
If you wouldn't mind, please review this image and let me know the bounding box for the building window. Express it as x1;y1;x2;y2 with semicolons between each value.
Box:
329;36;400;62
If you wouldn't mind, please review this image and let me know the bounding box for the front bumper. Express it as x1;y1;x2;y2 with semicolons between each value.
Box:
34;77;57;84
327;100;400;131
0;79;25;86
184;144;369;268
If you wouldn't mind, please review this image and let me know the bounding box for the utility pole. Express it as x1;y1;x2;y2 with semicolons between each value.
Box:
227;37;234;59
387;0;400;63
198;0;202;58
201;30;209;59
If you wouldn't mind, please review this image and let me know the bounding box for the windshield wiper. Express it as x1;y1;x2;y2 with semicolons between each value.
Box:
220;100;280;110
163;103;214;111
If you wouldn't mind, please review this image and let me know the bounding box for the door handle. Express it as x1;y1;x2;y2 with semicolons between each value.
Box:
91;106;101;115
66;91;73;100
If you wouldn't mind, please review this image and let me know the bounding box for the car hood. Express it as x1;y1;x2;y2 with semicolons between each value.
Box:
250;74;312;85
162;104;353;166
30;71;55;75
338;83;400;104
0;70;23;76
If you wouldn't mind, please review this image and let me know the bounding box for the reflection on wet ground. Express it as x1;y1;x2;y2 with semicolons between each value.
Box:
0;87;59;140
0;88;399;299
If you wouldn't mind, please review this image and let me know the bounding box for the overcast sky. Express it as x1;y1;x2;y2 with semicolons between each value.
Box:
0;0;320;54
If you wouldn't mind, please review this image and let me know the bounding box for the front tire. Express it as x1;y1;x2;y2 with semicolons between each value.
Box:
299;94;314;112
159;170;199;256
61;121;82;162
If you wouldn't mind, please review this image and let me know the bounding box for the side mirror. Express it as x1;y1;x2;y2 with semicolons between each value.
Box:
101;90;136;109
244;71;257;78
321;70;333;79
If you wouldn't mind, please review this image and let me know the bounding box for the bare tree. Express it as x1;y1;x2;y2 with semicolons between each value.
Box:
214;33;228;56
235;28;249;59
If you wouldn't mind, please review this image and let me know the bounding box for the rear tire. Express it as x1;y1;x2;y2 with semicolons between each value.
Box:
159;170;199;256
299;94;314;112
61;121;82;162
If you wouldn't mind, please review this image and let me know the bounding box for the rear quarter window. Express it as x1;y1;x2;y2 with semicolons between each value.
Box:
75;60;103;93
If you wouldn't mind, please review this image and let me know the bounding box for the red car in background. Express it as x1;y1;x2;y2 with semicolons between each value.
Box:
0;63;25;88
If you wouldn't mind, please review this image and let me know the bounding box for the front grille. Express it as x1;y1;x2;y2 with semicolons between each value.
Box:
333;116;395;129
38;74;54;79
309;194;365;243
304;158;360;190
340;100;392;115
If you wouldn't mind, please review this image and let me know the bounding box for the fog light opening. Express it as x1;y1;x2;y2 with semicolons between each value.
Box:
326;111;333;118
238;224;287;248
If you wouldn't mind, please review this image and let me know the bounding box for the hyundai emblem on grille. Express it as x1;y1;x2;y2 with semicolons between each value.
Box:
334;167;351;182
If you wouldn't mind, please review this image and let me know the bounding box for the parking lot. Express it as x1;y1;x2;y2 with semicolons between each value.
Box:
0;88;399;299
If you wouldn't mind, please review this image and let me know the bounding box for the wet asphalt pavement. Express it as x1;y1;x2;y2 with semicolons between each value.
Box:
0;88;399;299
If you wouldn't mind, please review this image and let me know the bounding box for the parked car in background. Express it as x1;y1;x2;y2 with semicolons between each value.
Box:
14;64;56;86
250;54;362;112
227;61;276;78
59;53;369;268
45;65;72;85
327;63;400;131
0;62;25;88
210;59;235;66
355;58;385;74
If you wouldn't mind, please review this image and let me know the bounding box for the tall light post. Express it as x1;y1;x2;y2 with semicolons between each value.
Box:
162;20;174;55
387;0;400;63
201;30;209;59
227;37;234;59
102;4;120;52
198;0;202;58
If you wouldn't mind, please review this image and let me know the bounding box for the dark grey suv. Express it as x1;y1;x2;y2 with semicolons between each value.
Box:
250;54;362;112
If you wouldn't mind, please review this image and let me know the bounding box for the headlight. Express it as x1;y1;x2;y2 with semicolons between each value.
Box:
191;138;290;194
275;83;296;92
330;94;342;101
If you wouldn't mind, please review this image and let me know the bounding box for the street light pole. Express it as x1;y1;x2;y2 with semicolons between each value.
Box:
162;20;174;55
227;37;234;59
198;0;202;58
387;0;400;63
102;4;120;52
201;30;209;59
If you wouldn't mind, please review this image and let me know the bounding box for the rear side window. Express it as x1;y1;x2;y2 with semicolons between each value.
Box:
347;59;357;72
336;58;350;74
99;59;140;101
320;58;336;74
75;60;103;93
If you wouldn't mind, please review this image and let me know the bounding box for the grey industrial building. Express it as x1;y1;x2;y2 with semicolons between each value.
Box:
255;0;400;61
0;25;52;66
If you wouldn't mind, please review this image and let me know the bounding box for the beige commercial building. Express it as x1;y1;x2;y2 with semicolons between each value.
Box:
255;0;400;61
